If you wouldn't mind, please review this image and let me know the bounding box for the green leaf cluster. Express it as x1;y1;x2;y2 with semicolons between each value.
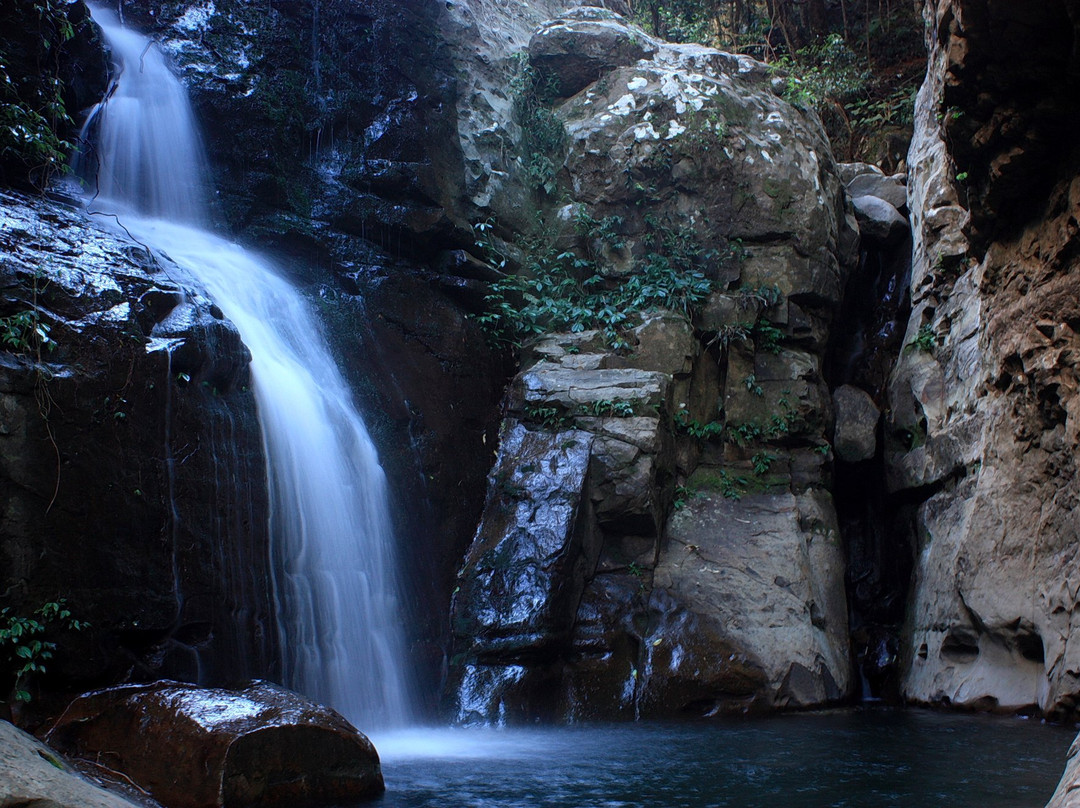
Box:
725;393;800;446
0;0;79;187
581;399;635;418
906;323;937;354
523;403;571;429
0;309;55;354
1;599;86;704
473;214;727;349
673;411;725;441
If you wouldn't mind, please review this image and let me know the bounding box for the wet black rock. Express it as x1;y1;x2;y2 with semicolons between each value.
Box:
0;190;274;711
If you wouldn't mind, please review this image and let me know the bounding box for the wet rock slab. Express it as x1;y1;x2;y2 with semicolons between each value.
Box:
47;681;383;808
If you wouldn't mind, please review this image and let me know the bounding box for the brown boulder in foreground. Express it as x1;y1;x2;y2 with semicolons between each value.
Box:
46;680;384;808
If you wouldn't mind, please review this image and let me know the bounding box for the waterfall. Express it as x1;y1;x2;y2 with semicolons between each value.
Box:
80;4;413;729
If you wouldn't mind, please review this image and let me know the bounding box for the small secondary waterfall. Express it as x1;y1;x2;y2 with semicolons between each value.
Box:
81;5;413;728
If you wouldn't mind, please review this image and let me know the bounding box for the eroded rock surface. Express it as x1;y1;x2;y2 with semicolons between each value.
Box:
1047;733;1080;808
0;191;273;703
0;719;142;808
890;0;1080;719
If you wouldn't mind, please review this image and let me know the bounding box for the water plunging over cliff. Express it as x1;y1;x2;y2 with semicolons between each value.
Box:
81;4;413;729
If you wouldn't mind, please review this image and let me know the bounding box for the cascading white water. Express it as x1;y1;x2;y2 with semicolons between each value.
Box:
81;4;413;729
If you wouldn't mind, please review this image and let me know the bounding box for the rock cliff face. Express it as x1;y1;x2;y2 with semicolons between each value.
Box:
17;0;1080;732
0;190;274;703
890;0;1080;719
78;0;513;700
68;0;860;719
447;9;857;721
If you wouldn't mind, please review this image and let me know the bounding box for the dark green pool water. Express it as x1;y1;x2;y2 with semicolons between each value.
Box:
369;709;1075;807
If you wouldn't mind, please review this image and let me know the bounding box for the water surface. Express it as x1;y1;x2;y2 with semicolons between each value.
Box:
371;709;1073;807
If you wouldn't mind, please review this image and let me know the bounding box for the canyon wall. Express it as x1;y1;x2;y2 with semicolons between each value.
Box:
0;190;274;704
891;0;1080;719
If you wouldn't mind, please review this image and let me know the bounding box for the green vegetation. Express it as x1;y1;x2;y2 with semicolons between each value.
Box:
580;399;635;417
907;323;937;354
743;373;764;397
473;212;734;349
0;0;81;188
0;309;55;354
711;315;785;353
629;0;923;163
705;284;784;353
509;53;566;195
717;469;749;500
775;33;916;161
1;599;85;705
725;392;800;446
751;451;775;475
684;468;751;501
673;411;725;441
682;459;789;502
524;402;571;429
776;33;868;109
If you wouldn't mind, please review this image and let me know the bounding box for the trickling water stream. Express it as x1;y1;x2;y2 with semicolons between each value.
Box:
80;4;413;729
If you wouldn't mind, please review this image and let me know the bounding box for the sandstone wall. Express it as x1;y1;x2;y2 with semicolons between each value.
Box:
890;0;1080;719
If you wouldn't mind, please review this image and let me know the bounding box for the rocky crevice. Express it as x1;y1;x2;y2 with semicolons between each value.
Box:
825;162;915;700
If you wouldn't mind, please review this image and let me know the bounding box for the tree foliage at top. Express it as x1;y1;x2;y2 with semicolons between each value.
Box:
0;0;93;189
627;0;925;164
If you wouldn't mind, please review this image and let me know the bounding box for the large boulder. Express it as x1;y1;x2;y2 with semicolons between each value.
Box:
528;7;658;98
449;420;596;723
851;195;909;247
47;681;383;808
447;7;855;721
846;171;908;212
832;385;881;462
0;719;141;808
646;489;849;714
